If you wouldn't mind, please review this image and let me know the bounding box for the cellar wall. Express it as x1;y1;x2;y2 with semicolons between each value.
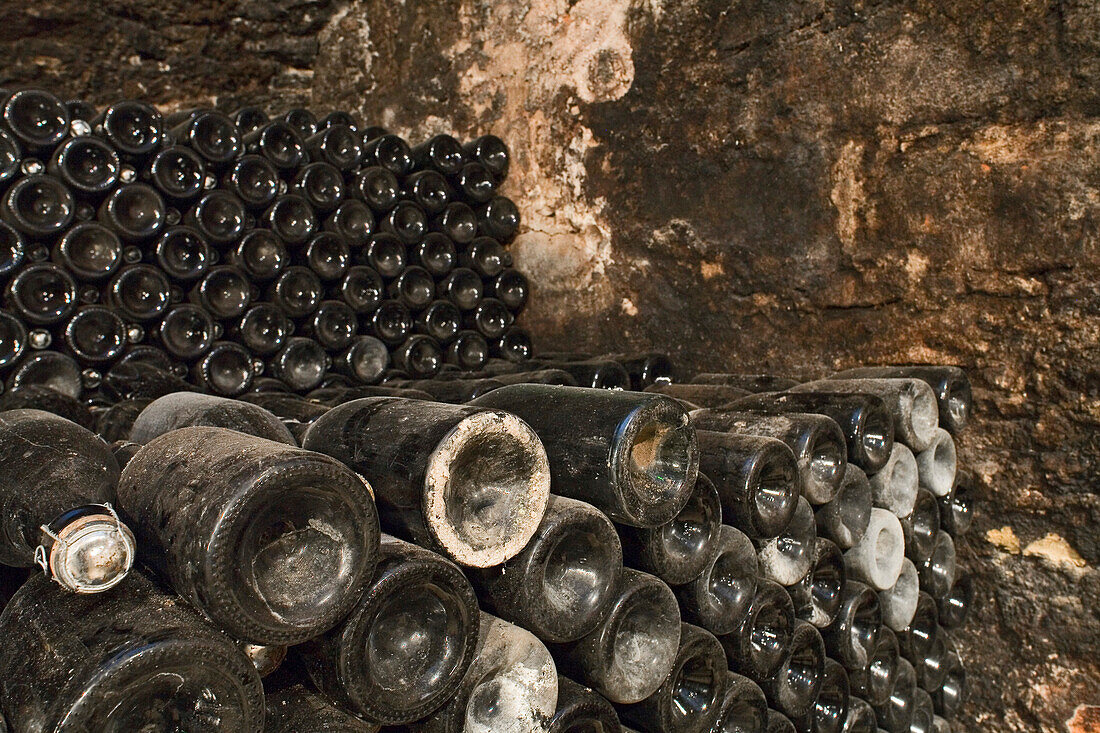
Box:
2;0;1099;729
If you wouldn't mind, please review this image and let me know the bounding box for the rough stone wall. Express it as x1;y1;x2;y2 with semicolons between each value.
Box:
2;0;1098;729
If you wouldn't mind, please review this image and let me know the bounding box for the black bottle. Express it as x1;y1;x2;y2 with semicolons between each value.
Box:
118;426;381;644
788;538;846;629
939;469;973;537
392;377;505;402
264;194;317;246
446;329;490;370
848;624;899;707
301;396;550;567
157;304;215;360
269;336;329;392
65;98;98;123
618;623;726;733
0;572;265;731
722;579;795;679
334;335;390;384
933;643;965;718
265;684;377;732
761;620;825;719
767;710;797;733
319;110;359;131
404;169;454;215
294;161;346;213
723;392;895;474
0;310;27;370
48;135;120;197
236;304;291;357
244;120;306;171
238;392;329;441
675;522;758;637
412;133;465;175
104;260;170;323
232;106;269;135
873;657;916;732
63;305;127;364
281;108;318;139
98;182;167;242
841;697;878;733
0;384;94;430
937;574;972;630
5;350;83;398
361;232;406;278
433;201;478;244
388;265;436;311
298;534;480;724
647;382;746;408
171;109;241;166
452;161;496;204
439;266;483;310
2;88;71;152
265;266;320;320
334;265;383;315
824;580;882;671
185;189;247;246
551;568;681;704
95;398;152;442
464;134;510;181
302;299;357;351
0;220;24;279
352;165;401;212
6;263;77;326
477;195;520;241
691;410;848;506
695;430;799;538
0;410;135;592
304;232;351;281
191;341;254;395
475;494;622;642
492;267;529;312
815;465;873;550
2;174;76;239
709;673;769;733
154;225;210;282
380;200;428;245
144;144;207;205
94;101;164;159
128;391;294;444
391;335;443;378
828;366;971;435
188;265;251;320
222;154;280;210
550;676;623;733
619;472;723;586
306;124;362;172
901;489;940;565
791;658;849;733
533;357;630;390
362;133;412;175
320;205;371;253
370;299;414;344
471;384;698;527
102;358;192;402
416;299;462;342
0;129;19;190
494;326;534;363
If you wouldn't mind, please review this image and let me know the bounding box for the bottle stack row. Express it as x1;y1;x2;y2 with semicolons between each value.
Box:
0;88;532;406
0;359;974;733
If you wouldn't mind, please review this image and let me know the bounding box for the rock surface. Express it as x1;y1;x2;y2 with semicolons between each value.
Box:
2;0;1099;729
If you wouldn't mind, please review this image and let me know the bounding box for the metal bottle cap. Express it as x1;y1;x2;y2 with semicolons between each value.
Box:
38;507;136;594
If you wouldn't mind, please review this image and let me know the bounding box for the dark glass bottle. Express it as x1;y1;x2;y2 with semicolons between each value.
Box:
0;221;24;279
939;469;973;537
5;350;83;398
467;297;512;339
462;235;508;278
232;228;287;282
674;522;758;636
269;336;329;392
2;174;76;238
723;392;895;474
269;265;323;318
477;195;520;241
446;329;490;370
619;472;722;586
937;574;972;631
464;134;510;181
791;658;849;733
917;531;956;599
410;235;456;280
232;106;269;135
393;334;443;378
171;109;241;166
95;398;152;442
237;392;329;441
298;534;480;724
755;496;816;586
767;710;797;733
618;623;726;733
63;305;127;364
154;225;210;282
118;426;380;643
690;373;801;392
690;410;848;505
873;657;916;732
0;572;265;731
335;265;384;314
362;133;412;175
814;465;872;550
129;391;294;444
243;120;306;171
370;299;413;345
474;494;622;642
646;382;748;408
222;154;280;210
94;101;164;159
65;98;98;122
452;161;496;204
550;568;681;704
388;376;504;402
494;326;533;363
439;266;483;310
294;161;346;213
352;165;401;212
0;310;27;370
362;232;407;278
264;194;317;246
413;134;465;175
189;265;251;320
0;410;135;592
98;182;166;242
2;88;70;152
492;267;529;312
265;684;377;732
334;335;390;384
388;265;435;310
301;396;551;567
549;676;623;733
404;169;453;215
380;200;428;245
761;620;825;720
788;537;845;629
102;360;192;402
471;385;698;527
304;299;357;351
192;340;254;395
0;384;94;430
185;189;247;246
304;232;351;282
533;357;630;390
325;199;374;248
695;430;799;539
319;110;359;130
824;580;882;671
305;124;362;172
0;129;20;188
6;263;77;325
901;489;940;565
434;201;478;243
144;144;206;205
710;672;768;733
933;643;965;718
48;136;120;197
158;304;215;360
281;108;318;139
416;299;462;342
896;592;935;660
828;366;972;435
841;696;878;733
721;579;794;679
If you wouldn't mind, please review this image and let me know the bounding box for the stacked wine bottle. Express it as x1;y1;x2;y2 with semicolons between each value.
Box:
0;87;531;407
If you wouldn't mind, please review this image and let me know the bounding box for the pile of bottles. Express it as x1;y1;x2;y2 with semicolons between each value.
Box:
0;350;973;732
0;88;530;405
